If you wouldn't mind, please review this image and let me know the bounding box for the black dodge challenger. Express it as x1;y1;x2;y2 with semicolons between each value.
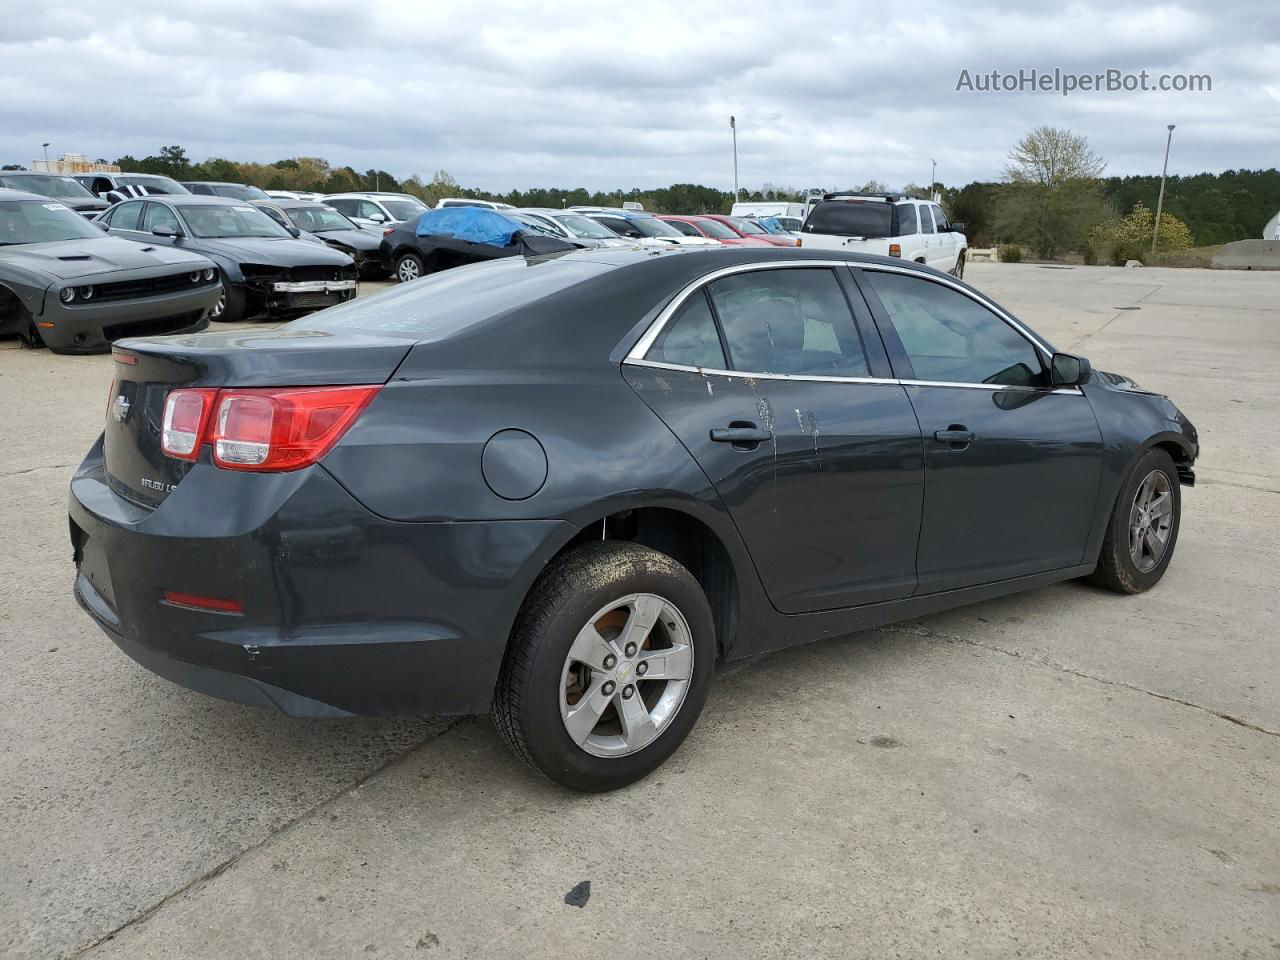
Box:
1;189;220;353
69;247;1198;791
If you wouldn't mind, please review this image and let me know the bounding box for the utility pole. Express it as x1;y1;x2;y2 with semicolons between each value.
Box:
41;142;50;170
1152;125;1176;257
730;116;738;202
930;158;937;200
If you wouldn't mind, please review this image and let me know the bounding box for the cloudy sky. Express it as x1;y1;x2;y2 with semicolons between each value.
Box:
2;0;1277;192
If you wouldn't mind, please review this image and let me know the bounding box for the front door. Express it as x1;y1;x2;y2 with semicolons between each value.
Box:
856;267;1103;593
624;265;925;614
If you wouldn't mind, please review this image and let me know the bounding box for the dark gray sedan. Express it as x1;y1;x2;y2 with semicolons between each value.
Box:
0;189;219;353
251;199;389;278
69;247;1197;790
99;195;357;323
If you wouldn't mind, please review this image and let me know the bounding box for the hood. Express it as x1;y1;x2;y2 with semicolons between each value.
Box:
189;235;354;267
0;236;212;281
313;229;382;253
666;236;720;246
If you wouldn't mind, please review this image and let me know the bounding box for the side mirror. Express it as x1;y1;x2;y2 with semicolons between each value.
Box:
151;224;180;238
1050;352;1091;387
368;213;387;223
949;221;966;234
286;225;301;238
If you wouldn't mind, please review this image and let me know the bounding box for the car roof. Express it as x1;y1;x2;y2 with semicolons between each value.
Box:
134;195;248;206
253;198;327;210
182;181;247;187
0;188;48;201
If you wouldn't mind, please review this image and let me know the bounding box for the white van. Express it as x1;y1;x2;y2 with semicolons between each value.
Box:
730;201;806;232
798;193;968;278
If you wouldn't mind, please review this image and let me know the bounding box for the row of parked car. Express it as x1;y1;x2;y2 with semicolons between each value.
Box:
0;167;966;354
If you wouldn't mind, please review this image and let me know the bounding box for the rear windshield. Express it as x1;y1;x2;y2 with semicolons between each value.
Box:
803;200;894;238
296;257;609;338
212;183;270;201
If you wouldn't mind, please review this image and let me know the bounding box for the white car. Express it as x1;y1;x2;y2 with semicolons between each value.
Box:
798;193;968;277
514;209;633;247
730;200;806;232
435;197;515;211
265;190;324;202
322;192;429;229
587;212;718;247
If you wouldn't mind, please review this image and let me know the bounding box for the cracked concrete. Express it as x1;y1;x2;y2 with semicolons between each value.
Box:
2;266;1279;959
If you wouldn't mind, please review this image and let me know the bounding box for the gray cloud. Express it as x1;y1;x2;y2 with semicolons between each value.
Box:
1;0;1276;191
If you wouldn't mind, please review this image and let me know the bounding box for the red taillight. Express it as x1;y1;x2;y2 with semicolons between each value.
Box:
161;388;218;460
161;385;379;471
383;227;394;236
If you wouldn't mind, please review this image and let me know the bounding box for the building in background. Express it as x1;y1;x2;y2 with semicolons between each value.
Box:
31;152;119;175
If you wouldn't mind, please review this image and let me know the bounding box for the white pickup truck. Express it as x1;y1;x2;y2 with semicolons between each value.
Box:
797;193;968;278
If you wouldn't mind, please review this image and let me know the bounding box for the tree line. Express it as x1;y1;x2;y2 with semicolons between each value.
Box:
9;140;1276;251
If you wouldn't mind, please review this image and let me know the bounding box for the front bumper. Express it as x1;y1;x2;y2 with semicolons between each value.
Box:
69;442;574;717
243;278;359;317
40;279;220;353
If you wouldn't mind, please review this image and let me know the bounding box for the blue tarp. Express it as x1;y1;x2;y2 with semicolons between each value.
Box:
414;207;523;247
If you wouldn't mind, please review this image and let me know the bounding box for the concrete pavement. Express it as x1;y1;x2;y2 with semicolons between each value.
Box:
1;264;1277;959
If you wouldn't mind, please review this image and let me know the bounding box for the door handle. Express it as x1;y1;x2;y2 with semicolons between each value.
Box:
933;426;976;447
711;423;771;448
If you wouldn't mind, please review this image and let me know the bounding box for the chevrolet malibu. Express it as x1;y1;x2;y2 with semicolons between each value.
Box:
70;248;1198;791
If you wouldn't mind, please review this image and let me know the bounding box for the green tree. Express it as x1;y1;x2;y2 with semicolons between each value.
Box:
996;127;1108;257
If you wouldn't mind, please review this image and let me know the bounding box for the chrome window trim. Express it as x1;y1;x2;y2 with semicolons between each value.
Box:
623;357;1082;395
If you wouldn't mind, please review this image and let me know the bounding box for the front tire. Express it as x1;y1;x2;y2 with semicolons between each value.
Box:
952;251;966;279
492;541;716;792
394;251;425;283
1089;448;1181;593
209;276;245;324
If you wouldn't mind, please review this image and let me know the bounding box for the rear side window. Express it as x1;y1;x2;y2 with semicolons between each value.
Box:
865;271;1044;386
707;268;870;377
645;289;726;369
918;205;935;234
896;204;918;235
802;200;893;239
106;200;143;231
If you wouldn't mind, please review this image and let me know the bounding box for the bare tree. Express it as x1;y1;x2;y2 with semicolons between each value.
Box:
1005;126;1105;187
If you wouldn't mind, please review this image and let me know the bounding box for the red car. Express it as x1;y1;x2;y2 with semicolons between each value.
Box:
657;214;772;246
701;213;799;247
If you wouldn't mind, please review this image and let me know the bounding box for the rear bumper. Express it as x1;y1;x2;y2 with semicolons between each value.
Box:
69;443;575;717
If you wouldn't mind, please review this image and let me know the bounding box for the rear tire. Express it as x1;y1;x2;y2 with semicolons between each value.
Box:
395;251;425;283
1088;448;1181;594
209;276;245;324
492;541;716;792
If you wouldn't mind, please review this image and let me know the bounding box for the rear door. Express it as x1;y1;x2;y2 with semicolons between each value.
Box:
930;204;958;271
625;264;925;617
854;267;1102;593
917;204;939;268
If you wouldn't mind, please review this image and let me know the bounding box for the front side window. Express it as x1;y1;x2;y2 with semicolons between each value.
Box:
694;218;738;239
141;202;180;233
382;199;427;221
555;214;615;239
665;219;700;237
594;216;640;238
288;205;356;233
106;200;144;231
357;201;386;220
645;289;726;369
726;217;766;236
865;271;1044;386
630;217;683;239
931;205;948;232
707;268;870;377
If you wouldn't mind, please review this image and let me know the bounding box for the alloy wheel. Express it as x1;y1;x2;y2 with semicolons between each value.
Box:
1128;469;1173;572
210;291;226;319
397;257;420;282
559;593;694;759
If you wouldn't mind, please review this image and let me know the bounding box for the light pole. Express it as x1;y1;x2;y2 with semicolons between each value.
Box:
41;142;50;170
930;158;936;199
730;115;739;202
1152;124;1175;257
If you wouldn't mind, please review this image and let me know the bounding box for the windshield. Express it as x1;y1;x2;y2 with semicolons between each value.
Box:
382;199;428;221
511;215;562;238
0;199;106;245
630;217;683;238
178;204;291;239
0;174;97;199
118;175;190;195
726;217;767;236
803;200;893;238
213;184;270;201
695;218;738;239
556;214;616;239
287;205;358;233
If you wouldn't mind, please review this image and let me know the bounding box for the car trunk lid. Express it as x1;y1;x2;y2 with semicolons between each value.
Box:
104;327;415;508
